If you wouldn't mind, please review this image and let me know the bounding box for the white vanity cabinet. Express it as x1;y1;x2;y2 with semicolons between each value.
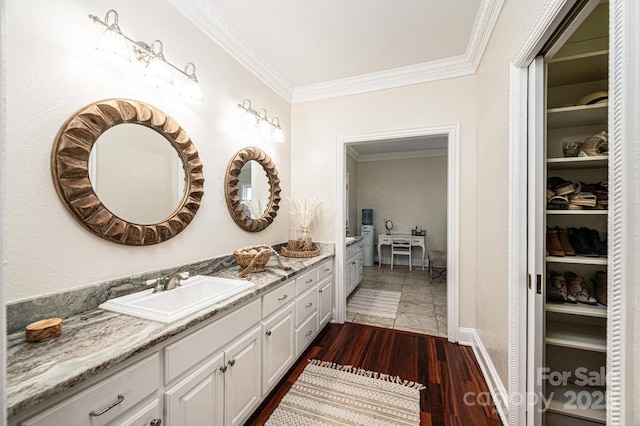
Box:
346;240;364;297
12;256;335;426
18;353;162;426
163;299;262;426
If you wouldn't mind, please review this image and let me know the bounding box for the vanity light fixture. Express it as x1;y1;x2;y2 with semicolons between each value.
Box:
237;99;286;143
89;9;203;104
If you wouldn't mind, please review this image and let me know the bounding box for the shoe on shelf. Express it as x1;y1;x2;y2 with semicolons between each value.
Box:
562;140;581;157
547;228;565;257
547;270;571;303
565;271;598;305
585;228;606;256
591;271;607;305
578;131;609;157
568;228;599;257
548;195;570;208
549;178;576;196
557;228;576;256
569;192;598;208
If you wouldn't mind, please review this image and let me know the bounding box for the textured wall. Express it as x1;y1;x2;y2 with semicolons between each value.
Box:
356;156;447;253
5;0;291;301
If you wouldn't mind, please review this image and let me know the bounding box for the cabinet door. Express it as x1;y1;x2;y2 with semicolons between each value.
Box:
347;256;357;295
165;353;225;426
262;303;295;395
224;325;262;426
318;278;333;328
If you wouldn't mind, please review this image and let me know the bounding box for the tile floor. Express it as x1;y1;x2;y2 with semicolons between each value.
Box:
346;264;448;337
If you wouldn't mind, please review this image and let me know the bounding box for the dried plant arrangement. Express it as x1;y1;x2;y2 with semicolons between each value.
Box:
284;197;323;256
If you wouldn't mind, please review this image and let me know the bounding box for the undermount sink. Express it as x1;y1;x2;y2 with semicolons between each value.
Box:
99;275;255;324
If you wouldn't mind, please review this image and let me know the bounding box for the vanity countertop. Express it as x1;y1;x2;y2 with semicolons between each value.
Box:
6;251;334;418
346;236;363;246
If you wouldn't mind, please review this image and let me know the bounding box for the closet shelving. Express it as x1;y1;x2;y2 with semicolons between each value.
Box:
542;3;608;424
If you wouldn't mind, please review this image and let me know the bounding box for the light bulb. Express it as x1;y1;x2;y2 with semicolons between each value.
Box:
180;77;202;104
95;27;130;66
145;55;173;88
258;118;274;139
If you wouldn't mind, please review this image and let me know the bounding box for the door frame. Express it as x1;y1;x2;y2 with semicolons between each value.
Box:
334;124;460;343
509;0;637;424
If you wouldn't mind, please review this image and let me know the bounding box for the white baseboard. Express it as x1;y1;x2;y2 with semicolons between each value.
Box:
458;327;508;425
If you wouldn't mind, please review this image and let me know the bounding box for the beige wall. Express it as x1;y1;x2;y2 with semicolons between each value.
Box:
346;154;359;236
5;0;291;301
291;76;478;330
356;156;447;254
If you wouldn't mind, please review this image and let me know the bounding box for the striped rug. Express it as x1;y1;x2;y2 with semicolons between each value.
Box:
265;360;424;426
347;288;402;319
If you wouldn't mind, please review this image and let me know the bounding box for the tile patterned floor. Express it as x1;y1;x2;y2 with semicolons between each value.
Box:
346;264;448;337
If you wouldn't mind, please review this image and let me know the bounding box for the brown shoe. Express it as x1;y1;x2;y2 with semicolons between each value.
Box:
591;271;607;305
557;228;576;256
566;271;597;305
547;228;565;256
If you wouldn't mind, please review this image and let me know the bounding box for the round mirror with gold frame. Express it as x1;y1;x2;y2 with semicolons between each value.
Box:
51;99;204;245
225;147;281;232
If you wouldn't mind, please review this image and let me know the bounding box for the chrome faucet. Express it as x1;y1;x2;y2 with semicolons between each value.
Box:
152;272;190;293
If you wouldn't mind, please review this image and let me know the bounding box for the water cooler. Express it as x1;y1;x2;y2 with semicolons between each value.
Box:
361;209;375;267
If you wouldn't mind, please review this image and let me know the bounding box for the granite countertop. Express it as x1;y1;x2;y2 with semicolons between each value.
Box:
346;236;363;246
6;251;333;418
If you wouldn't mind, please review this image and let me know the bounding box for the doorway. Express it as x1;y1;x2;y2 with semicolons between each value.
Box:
334;124;460;343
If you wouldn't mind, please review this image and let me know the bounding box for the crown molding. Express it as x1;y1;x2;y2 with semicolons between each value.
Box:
292;55;475;103
353;148;448;163
166;0;294;102
171;0;504;104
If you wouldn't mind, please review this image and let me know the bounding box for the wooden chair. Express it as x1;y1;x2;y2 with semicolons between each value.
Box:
391;237;412;271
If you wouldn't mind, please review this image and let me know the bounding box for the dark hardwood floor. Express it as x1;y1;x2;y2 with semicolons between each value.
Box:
246;322;502;426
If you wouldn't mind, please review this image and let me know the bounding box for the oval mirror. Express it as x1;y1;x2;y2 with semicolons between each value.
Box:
88;124;187;225
51;99;204;245
225;147;281;232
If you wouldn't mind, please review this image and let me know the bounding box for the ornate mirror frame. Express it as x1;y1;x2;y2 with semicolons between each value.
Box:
51;99;204;246
224;146;281;232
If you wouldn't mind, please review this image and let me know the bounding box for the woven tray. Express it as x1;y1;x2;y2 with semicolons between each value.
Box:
281;244;320;258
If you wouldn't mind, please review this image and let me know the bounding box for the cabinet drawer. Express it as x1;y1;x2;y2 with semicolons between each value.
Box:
262;279;296;319
411;238;423;245
295;285;317;325
164;298;261;384
317;259;333;281
295;268;317;295
296;312;319;356
118;398;161;426
21;353;160;426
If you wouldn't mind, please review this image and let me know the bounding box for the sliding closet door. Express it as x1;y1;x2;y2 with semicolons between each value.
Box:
527;55;546;426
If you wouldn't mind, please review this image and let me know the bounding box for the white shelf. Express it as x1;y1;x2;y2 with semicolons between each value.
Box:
546;210;607;215
546;384;606;423
546;321;606;352
547;103;608;129
547;156;608;170
546;303;607;318
547;50;609;87
546;256;607;265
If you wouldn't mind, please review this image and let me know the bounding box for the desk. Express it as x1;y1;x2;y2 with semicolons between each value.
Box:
378;235;426;270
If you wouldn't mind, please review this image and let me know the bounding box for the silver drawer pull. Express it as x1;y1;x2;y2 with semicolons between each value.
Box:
305;330;313;337
228;359;236;366
324;268;330;272
89;394;125;416
277;294;288;301
319;289;323;293
220;365;228;373
305;302;313;308
306;279;313;284
266;330;272;336
150;419;162;426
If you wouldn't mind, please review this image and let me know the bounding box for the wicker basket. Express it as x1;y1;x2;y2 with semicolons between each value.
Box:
281;243;320;258
233;245;274;273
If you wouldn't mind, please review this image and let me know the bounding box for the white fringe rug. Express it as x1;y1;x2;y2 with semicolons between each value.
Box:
347;288;402;319
266;359;425;426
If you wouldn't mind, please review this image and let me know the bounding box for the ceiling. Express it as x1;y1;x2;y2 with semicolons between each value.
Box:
348;136;448;162
168;0;505;103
